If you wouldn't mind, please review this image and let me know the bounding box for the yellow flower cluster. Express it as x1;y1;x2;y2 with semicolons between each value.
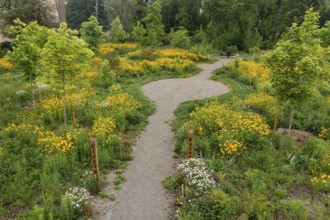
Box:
155;48;209;61
119;57;195;76
237;61;270;90
221;139;245;156
243;93;278;116
91;117;116;137
319;127;329;140
85;71;98;79
4;124;74;153
99;43;139;55
119;58;144;76
3;123;42;133
186;103;270;157
0;58;13;69
0;147;4;155
100;45;115;55
39;131;74;153
150;58;194;72
90;56;104;65
41;92;90;114
106;93;142;113
311;174;330;192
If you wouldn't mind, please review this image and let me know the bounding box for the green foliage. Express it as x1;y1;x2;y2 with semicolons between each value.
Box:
7;19;49;102
67;0;108;30
131;21;146;44
276;199;308;220
92;60;115;89
59;197;75;220
225;45;238;57
107;17;129;43
80;16;104;54
142;0;165;46
162;175;182;192
168;27;191;49
0;0;54;33
40;23;94;126
263;8;330;130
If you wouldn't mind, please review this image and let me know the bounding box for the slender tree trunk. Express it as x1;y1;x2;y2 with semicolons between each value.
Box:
288;105;294;133
55;0;67;23
63;73;67;129
30;78;35;107
95;0;99;20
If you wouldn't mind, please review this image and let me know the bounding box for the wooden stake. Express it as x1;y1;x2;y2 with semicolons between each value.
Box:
188;129;194;158
90;138;99;181
72;111;77;129
273;115;278;131
38;89;42;103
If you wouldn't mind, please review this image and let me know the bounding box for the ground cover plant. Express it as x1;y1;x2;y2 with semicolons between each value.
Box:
0;20;210;219
165;9;330;220
167;65;330;220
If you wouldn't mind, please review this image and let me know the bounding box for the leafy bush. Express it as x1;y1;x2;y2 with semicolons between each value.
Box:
168;27;191;49
177;158;215;194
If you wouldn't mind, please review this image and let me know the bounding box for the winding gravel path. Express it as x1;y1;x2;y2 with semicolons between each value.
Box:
102;57;231;220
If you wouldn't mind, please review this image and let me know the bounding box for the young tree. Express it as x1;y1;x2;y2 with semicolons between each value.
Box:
7;19;50;104
142;0;164;46
131;21;146;44
107;16;129;42
40;23;94;128
263;8;330;132
80;15;104;54
167;27;190;49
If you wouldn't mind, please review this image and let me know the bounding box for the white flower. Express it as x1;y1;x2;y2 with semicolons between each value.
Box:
177;158;215;192
16;90;27;95
35;82;50;90
64;187;91;213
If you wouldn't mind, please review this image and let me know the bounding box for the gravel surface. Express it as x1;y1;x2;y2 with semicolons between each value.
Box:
95;57;231;220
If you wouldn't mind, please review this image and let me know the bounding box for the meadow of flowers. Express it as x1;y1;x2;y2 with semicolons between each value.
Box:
100;43;210;78
0;42;208;219
167;58;330;219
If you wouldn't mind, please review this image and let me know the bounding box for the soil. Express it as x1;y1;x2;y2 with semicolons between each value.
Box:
92;57;231;220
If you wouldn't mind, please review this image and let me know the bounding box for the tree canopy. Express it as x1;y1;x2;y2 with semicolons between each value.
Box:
263;8;330;130
0;0;54;33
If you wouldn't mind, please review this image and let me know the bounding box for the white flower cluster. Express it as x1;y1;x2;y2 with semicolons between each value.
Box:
16;90;27;95
177;158;215;193
81;171;94;184
176;125;185;138
35;82;50;90
64;187;91;212
98;101;110;107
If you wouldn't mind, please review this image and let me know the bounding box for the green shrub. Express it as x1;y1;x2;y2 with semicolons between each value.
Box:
242;193;272;220
162;175;182;192
168;27;191;49
225;45;238;57
275;199;308;220
304;138;330;159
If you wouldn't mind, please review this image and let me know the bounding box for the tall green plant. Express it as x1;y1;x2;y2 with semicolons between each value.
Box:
40;23;94;128
263;8;330;132
80;15;104;54
142;0;165;46
108;16;129;43
131;21;146;44
7;19;49;104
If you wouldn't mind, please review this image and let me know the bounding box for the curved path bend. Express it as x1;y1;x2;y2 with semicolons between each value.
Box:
104;57;231;220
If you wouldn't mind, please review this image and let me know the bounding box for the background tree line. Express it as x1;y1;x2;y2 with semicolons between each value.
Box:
1;0;330;50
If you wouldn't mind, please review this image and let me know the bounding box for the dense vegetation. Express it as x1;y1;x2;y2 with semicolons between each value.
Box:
1;0;330;50
0;1;329;219
164;9;330;220
0;15;209;219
